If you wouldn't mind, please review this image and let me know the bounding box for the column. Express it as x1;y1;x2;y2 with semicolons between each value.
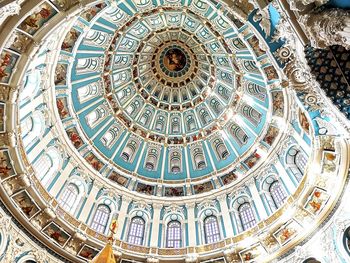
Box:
246;178;268;220
27;133;53;162
274;159;297;193
292;129;310;154
49;161;74;197
217;195;234;237
116;196;131;239
78;180;102;223
186;202;197;246
150;204;162;247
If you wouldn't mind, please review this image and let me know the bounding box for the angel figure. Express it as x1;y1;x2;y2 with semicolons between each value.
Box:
253;9;272;37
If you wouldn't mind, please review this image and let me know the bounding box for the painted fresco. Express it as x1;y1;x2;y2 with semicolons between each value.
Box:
106;95;119;112
304;187;330;216
0;150;15;179
12;190;40;219
273;220;301;246
246;36;265;57
263;125;279;146
61;28;81;53
193;181;214;194
263;65;278;81
66;127;83;148
298;110;311;134
0;50;19;84
163;48;187;72
271;91;284;117
164;186;184;197
239;243;266;263
42;222;70;247
221;172;237;185
135;182;154;195
243;151;261;168
54;63;68;85
108;171;128;187
80;3;106;22
0;102;5;132
78;245;99;260
85;153;104;171
321;151;338;174
6;31;31;53
18;2;57;35
56;97;70;119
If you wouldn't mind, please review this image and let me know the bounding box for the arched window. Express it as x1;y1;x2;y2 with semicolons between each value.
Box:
269;181;287;208
171;117;180;133
246;82;266;101
166;221;182;248
21;116;33;138
192;147;206;170
33;147;62;187
286;146;308;181
127;217;145;245
20;69;41;103
229;123;249;146
121;139;138;162
85;105;107;128
101;125;120;148
213;138;229;160
58;183;79;213
155;116;165;131
210;98;222;115
343;226;350;256
85;30;109;46
238;203;256;231
302;258;321;263
169;150;182;173
90;204;111;234
204;216;221;244
77;82;99;103
21;111;45;149
199;109;211;125
186;115;196;131
241;104;261;126
145;148;158;171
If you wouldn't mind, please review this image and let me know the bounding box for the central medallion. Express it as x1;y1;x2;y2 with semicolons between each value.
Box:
159;45;191;78
163;48;187;72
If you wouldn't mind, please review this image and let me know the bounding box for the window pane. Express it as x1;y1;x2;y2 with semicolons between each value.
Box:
127;217;145;245
204;216;220;244
91;205;110;233
58;183;79;213
239;203;256;230
270;181;287;208
166;221;181;248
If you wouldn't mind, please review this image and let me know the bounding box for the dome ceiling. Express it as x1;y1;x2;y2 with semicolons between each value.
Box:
2;0;349;262
54;0;279;196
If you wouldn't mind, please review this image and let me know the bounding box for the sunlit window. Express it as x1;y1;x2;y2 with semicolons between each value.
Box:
238;203;256;230
127;217;145;245
58;183;79;213
204;216;220;244
91;204;111;234
166;220;181;248
270;181;287;208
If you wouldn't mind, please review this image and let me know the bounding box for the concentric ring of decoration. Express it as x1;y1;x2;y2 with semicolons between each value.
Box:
56;0;275;196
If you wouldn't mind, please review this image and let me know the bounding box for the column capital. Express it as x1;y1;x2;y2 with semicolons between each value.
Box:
186;202;196;209
152;203;163;210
